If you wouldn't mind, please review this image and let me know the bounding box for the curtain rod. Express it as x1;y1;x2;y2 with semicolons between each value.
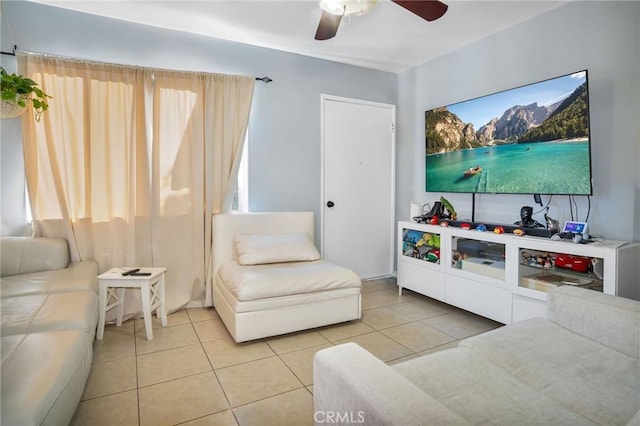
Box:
1;46;272;82
1;45;17;56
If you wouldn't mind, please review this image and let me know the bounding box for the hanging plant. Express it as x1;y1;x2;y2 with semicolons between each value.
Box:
1;67;52;121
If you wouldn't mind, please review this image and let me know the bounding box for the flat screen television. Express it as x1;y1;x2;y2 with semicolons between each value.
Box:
425;70;592;195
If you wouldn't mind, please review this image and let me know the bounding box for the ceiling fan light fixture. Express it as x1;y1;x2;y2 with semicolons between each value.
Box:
319;0;377;17
319;0;345;16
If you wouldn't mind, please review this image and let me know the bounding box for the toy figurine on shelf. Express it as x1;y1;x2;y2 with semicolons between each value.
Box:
427;233;440;248
440;196;457;221
452;251;464;268
415;233;431;248
426;250;440;263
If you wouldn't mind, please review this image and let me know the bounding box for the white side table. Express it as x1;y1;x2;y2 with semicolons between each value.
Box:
97;267;167;340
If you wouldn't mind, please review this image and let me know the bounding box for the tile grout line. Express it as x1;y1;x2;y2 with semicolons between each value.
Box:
276;348;314;390
133;316;142;426
192;312;237;423
231;385;310;411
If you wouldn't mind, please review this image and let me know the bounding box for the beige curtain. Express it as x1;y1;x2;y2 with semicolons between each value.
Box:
18;53;254;315
202;72;255;306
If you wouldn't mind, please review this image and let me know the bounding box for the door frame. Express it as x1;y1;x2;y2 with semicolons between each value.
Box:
320;94;396;278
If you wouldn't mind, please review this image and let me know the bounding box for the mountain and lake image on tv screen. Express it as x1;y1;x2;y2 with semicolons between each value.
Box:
425;71;592;195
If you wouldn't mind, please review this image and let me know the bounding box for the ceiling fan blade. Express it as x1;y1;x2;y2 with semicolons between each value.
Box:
315;10;343;40
391;0;448;22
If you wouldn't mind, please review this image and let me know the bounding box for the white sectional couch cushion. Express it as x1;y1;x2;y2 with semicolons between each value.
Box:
0;260;98;297
393;347;594;425
216;278;360;313
460;317;639;425
1;236;70;276
234;232;320;265
1;291;99;335
1;330;94;426
546;287;639;358
218;259;360;301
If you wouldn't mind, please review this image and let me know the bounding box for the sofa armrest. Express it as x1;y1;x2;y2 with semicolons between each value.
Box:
1;237;70;277
313;343;468;426
547;286;639;358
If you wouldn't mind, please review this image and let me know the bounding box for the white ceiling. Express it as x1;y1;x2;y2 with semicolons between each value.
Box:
29;0;568;73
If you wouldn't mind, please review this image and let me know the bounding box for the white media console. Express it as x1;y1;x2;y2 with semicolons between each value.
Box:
397;220;640;324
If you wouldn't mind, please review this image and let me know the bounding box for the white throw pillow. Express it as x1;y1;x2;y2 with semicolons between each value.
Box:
234;233;321;265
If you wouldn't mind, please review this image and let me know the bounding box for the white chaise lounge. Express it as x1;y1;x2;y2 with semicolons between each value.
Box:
211;211;362;342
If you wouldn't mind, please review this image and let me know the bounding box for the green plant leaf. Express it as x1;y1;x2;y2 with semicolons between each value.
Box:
1;67;52;120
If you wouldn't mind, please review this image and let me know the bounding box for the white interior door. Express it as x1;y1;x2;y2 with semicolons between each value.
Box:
321;95;395;279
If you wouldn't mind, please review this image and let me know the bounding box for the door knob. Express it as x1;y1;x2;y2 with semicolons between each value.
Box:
327;201;335;208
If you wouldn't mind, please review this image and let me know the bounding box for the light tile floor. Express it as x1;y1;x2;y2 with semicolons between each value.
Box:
71;277;501;426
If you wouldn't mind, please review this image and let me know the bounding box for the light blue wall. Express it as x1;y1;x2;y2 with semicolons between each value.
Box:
397;1;640;242
0;1;397;242
0;56;29;236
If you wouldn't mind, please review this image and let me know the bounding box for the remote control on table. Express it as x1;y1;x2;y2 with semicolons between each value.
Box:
122;268;140;276
130;272;152;276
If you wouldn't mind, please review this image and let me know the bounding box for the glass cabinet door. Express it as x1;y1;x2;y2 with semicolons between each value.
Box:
451;236;506;280
401;228;442;264
519;248;603;294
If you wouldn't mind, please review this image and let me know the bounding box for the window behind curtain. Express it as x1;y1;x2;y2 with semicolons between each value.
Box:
232;132;249;212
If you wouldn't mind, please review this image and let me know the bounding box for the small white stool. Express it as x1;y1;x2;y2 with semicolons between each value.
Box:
97;267;167;340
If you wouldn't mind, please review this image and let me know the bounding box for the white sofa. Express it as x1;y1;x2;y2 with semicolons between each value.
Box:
314;286;640;425
211;212;361;342
0;237;99;425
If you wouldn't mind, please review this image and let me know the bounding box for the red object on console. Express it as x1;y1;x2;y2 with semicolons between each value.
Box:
555;254;590;272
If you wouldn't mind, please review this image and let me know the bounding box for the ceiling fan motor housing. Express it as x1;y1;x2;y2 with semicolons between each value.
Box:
319;0;378;16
